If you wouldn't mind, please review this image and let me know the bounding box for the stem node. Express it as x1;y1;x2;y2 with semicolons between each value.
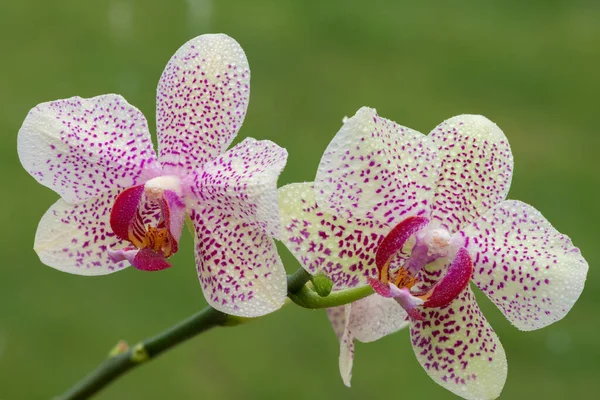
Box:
130;343;149;364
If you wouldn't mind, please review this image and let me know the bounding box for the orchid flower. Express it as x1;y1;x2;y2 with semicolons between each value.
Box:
279;107;588;399
18;34;288;318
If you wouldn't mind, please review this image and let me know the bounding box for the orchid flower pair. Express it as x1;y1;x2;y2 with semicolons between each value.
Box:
18;33;588;400
279;108;588;399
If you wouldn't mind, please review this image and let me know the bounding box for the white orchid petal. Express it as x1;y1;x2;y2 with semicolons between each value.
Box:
34;190;129;275
428;115;513;233
315;107;438;225
410;286;507;400
462;200;588;331
157;34;250;172
279;182;389;289
191;206;287;318
193;138;287;239
18;95;158;203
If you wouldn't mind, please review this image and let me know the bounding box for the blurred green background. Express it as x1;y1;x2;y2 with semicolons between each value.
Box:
1;0;598;399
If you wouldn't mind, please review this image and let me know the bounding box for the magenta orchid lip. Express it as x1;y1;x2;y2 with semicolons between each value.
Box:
108;183;185;272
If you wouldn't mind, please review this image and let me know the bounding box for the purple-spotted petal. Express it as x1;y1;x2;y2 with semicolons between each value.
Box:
191;206;287;317
279;182;389;289
315;107;438;225
410;287;507;400
18;95;159;203
34;189;129;275
156;34;250;173
161;189;186;252
428;115;513;234
192;138;287;238
462;200;588;331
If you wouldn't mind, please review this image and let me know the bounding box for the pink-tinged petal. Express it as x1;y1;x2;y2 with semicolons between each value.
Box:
315;107;438;225
337;305;355;387
192;138;287;238
328;296;408;387
161;189;186;252
347;294;409;343
327;305;347;340
410;287;507;400
34;189;129;275
461;200;588;331
428;115;513;234
279;182;389;289
191;206;287;317
18;95;159;203
131;248;172;271
418;247;474;309
156;34;250;172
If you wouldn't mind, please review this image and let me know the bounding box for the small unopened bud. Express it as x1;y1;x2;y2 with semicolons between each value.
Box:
311;274;334;297
108;340;129;357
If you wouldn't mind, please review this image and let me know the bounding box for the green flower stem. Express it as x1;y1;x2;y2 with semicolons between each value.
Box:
286;266;312;293
56;269;312;400
55;268;365;399
55;307;230;400
288;283;374;308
